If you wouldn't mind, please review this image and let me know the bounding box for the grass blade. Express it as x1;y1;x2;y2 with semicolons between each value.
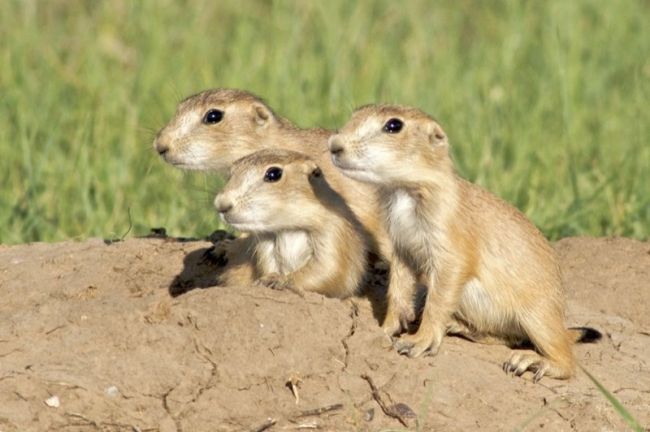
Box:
580;365;645;432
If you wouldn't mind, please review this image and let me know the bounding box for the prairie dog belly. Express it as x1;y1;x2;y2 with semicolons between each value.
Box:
387;190;430;266
457;278;520;336
256;231;313;276
275;231;312;273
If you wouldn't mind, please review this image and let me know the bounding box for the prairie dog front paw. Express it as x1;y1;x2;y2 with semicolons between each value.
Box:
255;273;305;297
393;324;444;358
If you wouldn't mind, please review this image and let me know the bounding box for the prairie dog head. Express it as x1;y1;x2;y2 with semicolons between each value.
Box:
154;88;279;173
328;105;450;185
214;150;327;233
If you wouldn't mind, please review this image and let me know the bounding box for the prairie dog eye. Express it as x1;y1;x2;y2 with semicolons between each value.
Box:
383;118;403;134
264;166;283;182
203;109;224;124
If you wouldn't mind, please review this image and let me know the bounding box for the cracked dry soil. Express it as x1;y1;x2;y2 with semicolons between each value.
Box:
0;236;648;431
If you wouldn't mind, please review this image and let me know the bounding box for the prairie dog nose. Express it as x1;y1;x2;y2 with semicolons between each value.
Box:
154;134;170;155
214;194;233;214
328;135;345;155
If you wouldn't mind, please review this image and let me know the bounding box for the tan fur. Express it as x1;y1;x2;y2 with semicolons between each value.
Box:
155;89;415;326
328;104;581;381
213;149;368;298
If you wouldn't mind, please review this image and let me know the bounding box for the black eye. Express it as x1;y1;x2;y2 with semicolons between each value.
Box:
264;166;283;182
203;109;224;124
383;118;403;134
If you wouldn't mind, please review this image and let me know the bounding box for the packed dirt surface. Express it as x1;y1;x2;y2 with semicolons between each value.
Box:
0;236;648;431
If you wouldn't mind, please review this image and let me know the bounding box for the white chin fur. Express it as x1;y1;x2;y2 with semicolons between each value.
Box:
229;219;309;234
337;166;384;184
226;212;281;233
332;151;387;184
166;159;202;170
164;139;228;172
165;154;227;173
227;222;270;233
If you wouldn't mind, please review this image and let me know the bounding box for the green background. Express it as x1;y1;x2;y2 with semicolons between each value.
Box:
1;0;648;244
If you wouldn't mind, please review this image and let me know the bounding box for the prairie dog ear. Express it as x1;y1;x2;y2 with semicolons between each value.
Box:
252;102;274;127
300;159;317;174
309;166;323;179
300;160;321;179
426;121;448;147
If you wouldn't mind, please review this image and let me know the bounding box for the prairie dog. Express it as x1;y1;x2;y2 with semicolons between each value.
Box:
155;89;415;329
214;149;367;298
328;105;600;381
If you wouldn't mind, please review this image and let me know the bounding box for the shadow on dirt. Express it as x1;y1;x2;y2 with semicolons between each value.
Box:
164;229;434;335
168;240;427;331
162;229;237;297
168;246;230;296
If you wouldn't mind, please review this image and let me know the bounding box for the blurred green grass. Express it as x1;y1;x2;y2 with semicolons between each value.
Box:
1;0;648;244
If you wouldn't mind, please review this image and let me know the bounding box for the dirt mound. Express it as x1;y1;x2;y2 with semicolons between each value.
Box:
0;237;648;431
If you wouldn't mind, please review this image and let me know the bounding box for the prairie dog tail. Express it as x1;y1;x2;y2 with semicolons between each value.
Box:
569;327;603;344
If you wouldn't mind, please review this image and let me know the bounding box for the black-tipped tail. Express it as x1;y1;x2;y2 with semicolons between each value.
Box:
570;327;603;344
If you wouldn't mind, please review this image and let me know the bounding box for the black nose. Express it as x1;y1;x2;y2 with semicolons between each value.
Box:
215;197;233;214
155;139;169;155
330;142;344;155
218;203;232;213
329;136;345;155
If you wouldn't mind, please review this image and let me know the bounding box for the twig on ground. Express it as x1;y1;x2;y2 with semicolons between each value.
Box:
361;374;408;427
287;373;302;404
250;418;277;432
293;403;344;418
